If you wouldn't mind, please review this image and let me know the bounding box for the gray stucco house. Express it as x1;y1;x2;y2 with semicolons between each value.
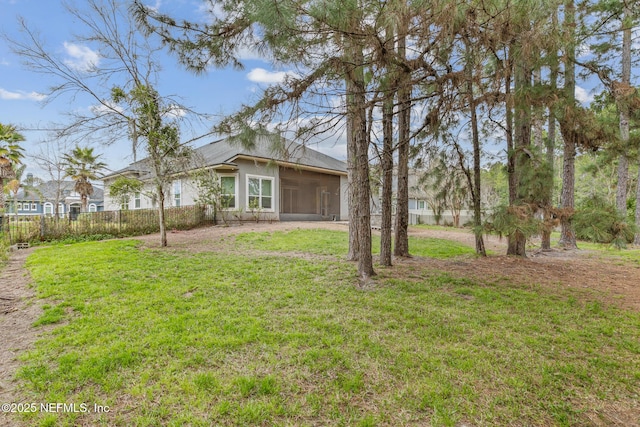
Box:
103;135;349;221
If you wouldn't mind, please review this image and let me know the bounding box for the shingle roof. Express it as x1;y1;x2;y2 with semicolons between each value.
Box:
103;134;347;179
15;181;104;202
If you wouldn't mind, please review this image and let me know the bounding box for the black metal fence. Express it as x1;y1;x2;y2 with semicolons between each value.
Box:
1;205;215;244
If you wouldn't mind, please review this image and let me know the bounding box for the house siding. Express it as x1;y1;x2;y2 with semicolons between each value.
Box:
103;137;348;222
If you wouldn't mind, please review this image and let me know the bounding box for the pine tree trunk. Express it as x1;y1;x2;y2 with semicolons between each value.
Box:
616;154;628;213
559;0;577;249
507;50;531;258
347;41;374;281
0;178;4;211
394;25;410;258
618;2;631;216
635;162;640;245
465;41;486;256
541;39;558;251
380;92;394;266
346;79;359;262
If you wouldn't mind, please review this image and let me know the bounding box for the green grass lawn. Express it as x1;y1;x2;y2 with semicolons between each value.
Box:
234;229;477;259
13;230;640;426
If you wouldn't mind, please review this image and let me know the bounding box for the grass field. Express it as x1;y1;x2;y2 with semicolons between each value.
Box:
15;229;640;426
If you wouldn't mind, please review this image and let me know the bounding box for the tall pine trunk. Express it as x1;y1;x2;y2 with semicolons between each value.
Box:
464;40;486;256
542;29;558;251
558;0;577;249
507;50;531;257
617;2;631;215
347;41;374;281
394;27;410;258
380;90;394;266
346;79;359;261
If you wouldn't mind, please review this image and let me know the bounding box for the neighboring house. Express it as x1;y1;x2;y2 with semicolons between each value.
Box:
6;180;104;218
103;135;349;221
371;168;474;226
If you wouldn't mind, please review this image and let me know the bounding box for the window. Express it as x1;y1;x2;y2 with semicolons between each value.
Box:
31;203;37;211
173;180;181;207
58;203;65;216
17;202;22;211
247;175;273;211
89;204;97;212
44;203;54;215
219;175;237;209
134;192;141;209
121;201;129;210
418;200;426;210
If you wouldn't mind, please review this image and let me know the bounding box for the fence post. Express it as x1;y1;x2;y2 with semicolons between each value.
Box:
40;215;46;240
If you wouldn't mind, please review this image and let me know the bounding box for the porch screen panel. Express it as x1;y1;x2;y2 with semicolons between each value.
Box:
280;167;341;217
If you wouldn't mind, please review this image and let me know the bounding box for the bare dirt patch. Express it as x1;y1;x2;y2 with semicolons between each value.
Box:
0;247;41;427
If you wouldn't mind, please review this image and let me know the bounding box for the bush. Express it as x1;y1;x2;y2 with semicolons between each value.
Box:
573;197;635;248
484;204;540;240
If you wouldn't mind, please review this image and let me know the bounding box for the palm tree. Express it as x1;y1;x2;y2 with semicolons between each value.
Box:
62;146;107;212
5;164;42;215
0;123;26;211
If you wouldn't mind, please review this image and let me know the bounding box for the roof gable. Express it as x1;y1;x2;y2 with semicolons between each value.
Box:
103;134;347;180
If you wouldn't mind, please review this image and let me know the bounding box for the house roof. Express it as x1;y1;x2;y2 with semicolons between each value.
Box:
14;181;104;203
103;134;347;180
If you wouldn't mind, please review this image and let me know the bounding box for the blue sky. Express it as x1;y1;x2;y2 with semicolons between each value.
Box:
1;0;623;183
1;0;343;180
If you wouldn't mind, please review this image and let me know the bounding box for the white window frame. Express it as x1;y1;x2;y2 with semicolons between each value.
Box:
173;180;182;207
134;192;141;209
17;202;22;211
246;174;275;212
31;202;37;211
418;200;426;210
89;203;97;212
58;203;65;216
44;202;54;215
219;174;238;210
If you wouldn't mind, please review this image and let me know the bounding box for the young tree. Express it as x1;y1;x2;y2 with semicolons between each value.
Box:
31;137;73;218
9;0;200;246
112;84;192;246
108;176;143;210
62;146;106;212
0;124;26;211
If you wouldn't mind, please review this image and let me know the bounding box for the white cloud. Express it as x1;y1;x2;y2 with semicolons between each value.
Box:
63;42;100;72
0;58;9;66
164;105;187;119
237;46;266;61
575;86;594;104
196;2;225;24
90;101;123;115
0;88;46;101
247;68;297;84
577;43;592;60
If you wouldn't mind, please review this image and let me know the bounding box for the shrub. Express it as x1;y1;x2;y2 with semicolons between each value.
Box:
573;197;635;248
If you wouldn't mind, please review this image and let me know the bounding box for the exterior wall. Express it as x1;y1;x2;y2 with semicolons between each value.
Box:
104;160;281;222
339;175;349;221
104;160;348;223
408;208;475;226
